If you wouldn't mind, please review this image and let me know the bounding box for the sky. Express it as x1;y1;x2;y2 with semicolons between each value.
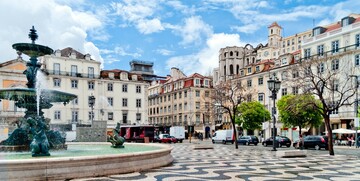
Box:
0;0;359;77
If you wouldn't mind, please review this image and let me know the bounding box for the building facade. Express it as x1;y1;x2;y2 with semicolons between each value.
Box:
148;67;214;138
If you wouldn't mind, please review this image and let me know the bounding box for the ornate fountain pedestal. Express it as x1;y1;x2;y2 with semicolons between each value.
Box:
0;26;76;156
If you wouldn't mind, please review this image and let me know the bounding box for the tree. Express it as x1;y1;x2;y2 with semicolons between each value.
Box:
237;101;271;131
288;50;357;155
211;80;247;149
277;94;323;143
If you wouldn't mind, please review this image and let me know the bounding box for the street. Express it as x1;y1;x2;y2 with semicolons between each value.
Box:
73;139;360;181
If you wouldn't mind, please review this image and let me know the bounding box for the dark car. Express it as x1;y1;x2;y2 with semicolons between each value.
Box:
262;136;292;147
237;136;259;145
293;135;328;150
153;135;161;143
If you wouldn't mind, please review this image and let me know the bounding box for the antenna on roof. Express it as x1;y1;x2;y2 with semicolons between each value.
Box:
313;19;315;27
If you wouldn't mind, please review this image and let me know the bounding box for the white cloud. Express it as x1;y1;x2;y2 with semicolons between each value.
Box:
175;16;213;45
101;46;141;58
156;49;174;56
136;18;164;34
0;0;104;67
111;0;166;34
166;33;243;75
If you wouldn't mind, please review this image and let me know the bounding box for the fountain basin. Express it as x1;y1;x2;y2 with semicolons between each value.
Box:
0;142;173;180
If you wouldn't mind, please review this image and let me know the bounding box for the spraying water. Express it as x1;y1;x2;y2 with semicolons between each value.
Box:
35;70;47;116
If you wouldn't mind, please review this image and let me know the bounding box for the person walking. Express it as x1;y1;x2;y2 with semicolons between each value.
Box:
347;135;353;147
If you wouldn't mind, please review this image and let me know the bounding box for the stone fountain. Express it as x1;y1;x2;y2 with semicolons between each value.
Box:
0;26;77;156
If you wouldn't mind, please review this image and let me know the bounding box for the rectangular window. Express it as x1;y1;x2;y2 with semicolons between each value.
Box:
108;112;113;120
53;78;61;87
184;103;188;111
122;84;128;92
332;59;339;70
247;80;252;87
122;98;128;107
88;111;95;121
88;67;94;78
136;113;141;121
174;93;177;99
196;102;200;109
195;79;200;85
258;94;264;102
184;91;187;97
317;45;324;56
332;40;339;53
196;114;200;123
196;90;200;97
71;80;78;88
318;63;325;73
179;92;182;98
71;65;77;76
179;104;182;111
122;112;128;124
304;48;311;59
356;55;360;66
282;88;287;96
108;83;113;91
136;85;141;93
292;87;299;95
136;99;141;108
205;91;209;97
247;67;252;73
168;95;171;101
71;111;78;123
281;58;287;65
258;77;263;85
88;81;94;90
108;97;113;106
256;66;260;72
54;111;61;120
54;63;60;75
241;70;244;76
204;80;209;86
356;34;360;47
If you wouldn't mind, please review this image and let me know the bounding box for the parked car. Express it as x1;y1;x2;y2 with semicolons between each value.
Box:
160;135;177;143
293;135;328;150
262;136;292;147
237;136;259;145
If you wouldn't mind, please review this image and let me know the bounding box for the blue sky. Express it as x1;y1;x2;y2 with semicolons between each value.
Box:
0;0;359;77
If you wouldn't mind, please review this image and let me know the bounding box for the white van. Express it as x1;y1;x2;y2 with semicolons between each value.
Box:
212;130;234;144
170;126;185;143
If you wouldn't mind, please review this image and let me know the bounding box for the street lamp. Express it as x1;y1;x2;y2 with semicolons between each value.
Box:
350;75;359;148
267;74;281;151
89;95;96;125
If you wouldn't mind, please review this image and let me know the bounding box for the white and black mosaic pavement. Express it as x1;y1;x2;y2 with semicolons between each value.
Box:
74;141;360;181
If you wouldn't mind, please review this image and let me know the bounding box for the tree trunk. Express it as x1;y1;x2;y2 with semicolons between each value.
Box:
232;119;238;149
324;115;334;155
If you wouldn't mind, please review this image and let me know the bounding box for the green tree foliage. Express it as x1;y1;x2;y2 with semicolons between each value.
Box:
277;94;322;134
236;101;271;130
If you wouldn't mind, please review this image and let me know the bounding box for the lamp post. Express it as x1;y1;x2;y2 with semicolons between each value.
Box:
350;75;359;148
267;74;281;151
89;95;96;125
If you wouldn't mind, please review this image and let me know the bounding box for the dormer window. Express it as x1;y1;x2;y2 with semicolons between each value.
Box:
247;67;252;73
204;80;209;86
312;27;325;36
281;58;287;65
341;16;355;27
255;66;260;72
241;70;244;76
195;79;200;85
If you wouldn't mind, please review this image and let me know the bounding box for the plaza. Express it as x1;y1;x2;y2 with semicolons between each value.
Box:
74;140;360;181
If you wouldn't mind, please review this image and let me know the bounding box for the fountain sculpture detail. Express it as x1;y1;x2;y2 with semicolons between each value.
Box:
0;26;77;156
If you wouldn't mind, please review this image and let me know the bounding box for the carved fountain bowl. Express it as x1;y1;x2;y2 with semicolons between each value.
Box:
12;43;53;57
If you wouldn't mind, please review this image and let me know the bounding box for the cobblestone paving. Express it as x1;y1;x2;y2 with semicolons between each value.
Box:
74;141;360;181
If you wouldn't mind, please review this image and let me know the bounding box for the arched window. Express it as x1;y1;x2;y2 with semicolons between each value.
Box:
247;58;249;65
236;65;240;74
224;52;227;57
230;51;233;56
230;64;234;75
223;66;226;76
236;51;239;56
270;38;273;46
271;29;273;34
252;57;255;63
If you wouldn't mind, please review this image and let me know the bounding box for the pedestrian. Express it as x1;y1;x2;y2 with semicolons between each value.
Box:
347;135;353;147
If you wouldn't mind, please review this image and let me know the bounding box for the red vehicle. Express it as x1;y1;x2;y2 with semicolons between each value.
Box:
117;125;155;143
160;135;177;143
